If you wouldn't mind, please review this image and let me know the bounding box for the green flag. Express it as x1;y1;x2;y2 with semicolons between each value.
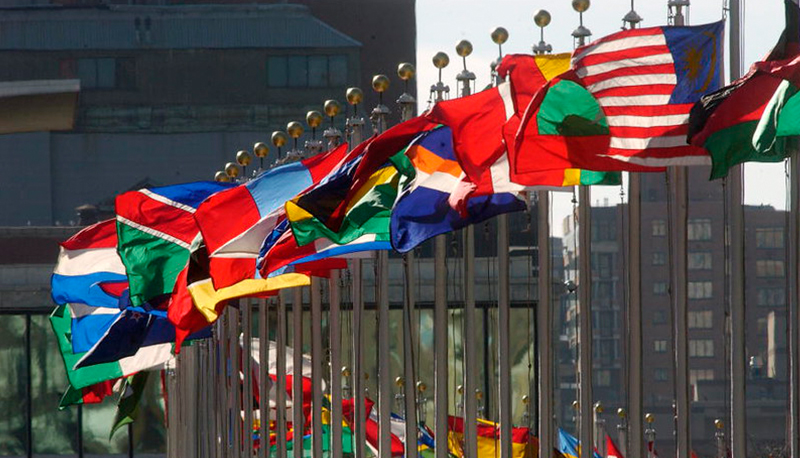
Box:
110;372;149;439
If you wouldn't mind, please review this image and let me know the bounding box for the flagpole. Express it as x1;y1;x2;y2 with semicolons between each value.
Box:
571;3;594;458
345;87;367;458
243;300;254;457
323;99;345;458
454;38;479;458
532;13;554;458
791;147;800;458
258;299;269;458
397;62;420;458
727;0;747;456
292;286;304;458
275;292;289;458
667;4;691;458
430;51;451;458
229;307;243;458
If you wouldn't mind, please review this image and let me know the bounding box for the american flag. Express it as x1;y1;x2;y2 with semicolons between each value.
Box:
571;22;724;167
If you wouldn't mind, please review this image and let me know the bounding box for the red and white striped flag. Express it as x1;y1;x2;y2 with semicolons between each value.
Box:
571;22;724;167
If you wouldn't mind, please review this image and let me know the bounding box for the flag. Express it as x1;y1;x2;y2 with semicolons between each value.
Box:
58;379;118;410
51;219;128;309
515;21;724;176
342;397;405;457
74;307;208;370
688;0;800;179
606;434;623;458
69;303;122;353
194;144;349;290
558;429;602;458
110;372;149;438
447;416;536;458
115;181;234;307
51;305;139;389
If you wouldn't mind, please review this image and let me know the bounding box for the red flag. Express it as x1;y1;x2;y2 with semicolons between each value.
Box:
606;435;624;458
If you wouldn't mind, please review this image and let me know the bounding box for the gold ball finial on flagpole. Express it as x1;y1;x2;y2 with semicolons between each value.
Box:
271;131;288;148
346;87;364;105
617;407;627;418
306;110;323;129
397;63;415;81
594;401;604;414
253;142;269;158
324;99;341;118
395;376;405;387
416;381;427;392
432;52;450;69
224;162;239;178
341;366;351;378
371;74;390;93
236;150;252;167
521;395;530;405
455;39;473;58
534;9;552;27
214;171;230;182
645;413;655;424
572;0;591;13
491;27;509;45
287;121;304;139
714;419;724;430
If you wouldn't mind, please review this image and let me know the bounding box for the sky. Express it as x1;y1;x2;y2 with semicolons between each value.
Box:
414;0;788;235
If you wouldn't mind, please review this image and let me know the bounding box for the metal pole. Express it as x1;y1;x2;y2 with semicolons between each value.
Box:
628;174;644;458
219;314;231;458
728;1;747;456
311;278;324;458
790;152;800;458
498;213;512;458
25;314;32;458
578;186;594;458
434;234;448;458
537;191;554;457
292;288;304;458
276;294;289;458
667;6;691;458
230;308;243;458
617;410;628;458
258;299;269;458
330;270;344;458
243;301;254;457
594;404;607;458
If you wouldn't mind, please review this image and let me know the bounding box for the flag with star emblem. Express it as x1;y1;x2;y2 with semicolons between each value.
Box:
514;21;724;175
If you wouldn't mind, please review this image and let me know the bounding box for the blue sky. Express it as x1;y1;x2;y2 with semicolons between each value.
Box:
415;0;788;232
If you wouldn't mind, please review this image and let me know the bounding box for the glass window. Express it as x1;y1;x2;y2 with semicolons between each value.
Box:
77;58;98;88
652;310;667;325
653;282;668;295
756;228;784;248
756;260;785;277
267;56;288;87
690;368;714;382
688;252;712;270
328;55;348;86
116;57;137;90
654;340;668;353
654;368;669;381
652;219;666;237
594;253;613;278
688;311;713;329
0;315;28;456
287;55;308;87
83;400;129;454
30;315;79;455
689;339;714;357
688;281;713;299
596;370;611;387
652;252;666;266
96;58;116;88
308;55;328;87
688;218;712;241
758;287;786;306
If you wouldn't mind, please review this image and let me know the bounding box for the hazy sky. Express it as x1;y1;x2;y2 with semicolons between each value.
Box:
414;0;788;234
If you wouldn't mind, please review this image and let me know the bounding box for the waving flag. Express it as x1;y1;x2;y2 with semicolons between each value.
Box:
558;428;602;458
342;397;405;457
607;434;624;458
195;144;349;289
689;0;800;178
447;416;536;458
58;378;118;410
515;22;724;177
51;220;127;308
69;303;121;353
116;181;234;307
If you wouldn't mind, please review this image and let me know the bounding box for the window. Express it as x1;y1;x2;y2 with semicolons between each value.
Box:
67;57;135;89
267;54;349;88
654;340;668;353
756;228;784;248
756;260;785;277
689;339;714;357
653;282;668;295
688;281;713;299
688;311;713;329
593;220;616;241
758;287;786;306
596;370;611;387
594;254;614;278
690;368;715;382
592;281;614;303
652;252;666;266
688;218;712;241
654;368;669;381
688;252;712;270
652;310;667;325
652;219;667;237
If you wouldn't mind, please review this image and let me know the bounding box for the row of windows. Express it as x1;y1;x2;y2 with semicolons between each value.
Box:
652;310;713;327
266;54;349;88
652;280;713;299
60;57;136;90
653;339;714;357
651;251;714;270
651;219;713;240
